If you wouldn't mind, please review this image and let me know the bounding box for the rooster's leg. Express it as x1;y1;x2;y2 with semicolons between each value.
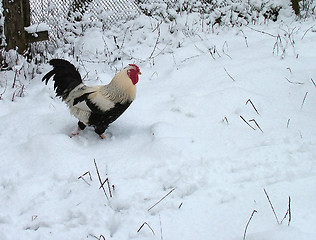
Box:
99;134;106;139
94;125;106;139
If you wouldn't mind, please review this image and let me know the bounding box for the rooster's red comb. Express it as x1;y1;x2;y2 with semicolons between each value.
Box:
128;64;140;72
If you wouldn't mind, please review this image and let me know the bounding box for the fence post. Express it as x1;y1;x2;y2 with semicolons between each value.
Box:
291;0;301;15
3;0;30;53
3;0;48;54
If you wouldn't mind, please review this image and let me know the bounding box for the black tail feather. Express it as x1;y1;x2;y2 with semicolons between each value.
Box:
42;59;83;99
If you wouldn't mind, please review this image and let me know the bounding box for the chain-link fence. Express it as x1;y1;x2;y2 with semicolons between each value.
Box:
29;0;141;48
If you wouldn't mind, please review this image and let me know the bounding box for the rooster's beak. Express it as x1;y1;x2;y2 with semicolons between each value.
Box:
138;72;142;75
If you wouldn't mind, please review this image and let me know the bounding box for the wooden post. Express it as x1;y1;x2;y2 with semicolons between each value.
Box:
3;0;48;54
291;0;301;16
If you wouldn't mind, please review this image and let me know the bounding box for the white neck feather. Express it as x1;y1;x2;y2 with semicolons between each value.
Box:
100;67;136;102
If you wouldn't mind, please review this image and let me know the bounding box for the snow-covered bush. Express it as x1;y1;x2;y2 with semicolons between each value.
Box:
57;0;299;70
299;0;316;18
136;0;289;27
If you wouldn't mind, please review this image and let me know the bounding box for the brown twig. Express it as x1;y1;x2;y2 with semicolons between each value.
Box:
243;210;257;240
246;99;259;115
264;188;279;224
311;78;316;88
240;115;256;130
94;159;109;201
137;222;155;235
148;188;175;211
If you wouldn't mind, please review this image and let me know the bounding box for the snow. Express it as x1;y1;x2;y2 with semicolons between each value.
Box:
24;23;49;34
1;11;316;240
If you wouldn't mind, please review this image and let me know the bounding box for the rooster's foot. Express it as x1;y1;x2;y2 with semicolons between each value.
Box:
70;127;82;138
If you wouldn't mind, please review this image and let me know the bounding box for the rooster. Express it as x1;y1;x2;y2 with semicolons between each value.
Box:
42;59;141;139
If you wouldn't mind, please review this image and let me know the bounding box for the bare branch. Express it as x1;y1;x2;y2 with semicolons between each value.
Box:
149;27;161;59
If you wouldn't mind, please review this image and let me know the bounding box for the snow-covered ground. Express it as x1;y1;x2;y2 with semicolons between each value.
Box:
1;12;316;240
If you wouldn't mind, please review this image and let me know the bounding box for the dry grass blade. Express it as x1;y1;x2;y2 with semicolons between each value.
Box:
78;171;93;186
99;178;113;198
246;99;259;115
284;77;304;85
264;188;279;224
280;196;292;226
224;67;236;81
148;188;175;211
137;222;155;235
300;92;308;110
243;210;257;240
222;117;229;125
240;115;256;130
94;159;109;201
249;119;263;133
149;27;161;59
287;118;291;128
288;196;291;226
89;234;106;240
